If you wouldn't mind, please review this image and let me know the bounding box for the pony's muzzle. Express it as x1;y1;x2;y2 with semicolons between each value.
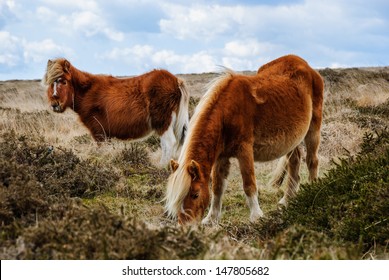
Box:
178;210;200;225
51;102;62;113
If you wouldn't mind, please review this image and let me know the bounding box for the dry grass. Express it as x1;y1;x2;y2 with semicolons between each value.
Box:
1;67;388;259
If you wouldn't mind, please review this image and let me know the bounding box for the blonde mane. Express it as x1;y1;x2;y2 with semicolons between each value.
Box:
165;69;236;219
42;59;67;86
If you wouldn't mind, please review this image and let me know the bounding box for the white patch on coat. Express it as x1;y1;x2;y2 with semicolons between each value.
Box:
52;81;58;97
246;194;264;222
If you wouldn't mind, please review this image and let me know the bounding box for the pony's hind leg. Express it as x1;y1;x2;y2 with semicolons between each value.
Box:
278;146;302;207
305;124;321;182
202;157;231;225
237;143;264;222
305;72;323;182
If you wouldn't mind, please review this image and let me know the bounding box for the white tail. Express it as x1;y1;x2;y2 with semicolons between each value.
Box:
268;155;288;188
173;78;190;158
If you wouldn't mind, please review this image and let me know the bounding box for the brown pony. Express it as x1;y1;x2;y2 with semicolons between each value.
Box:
42;59;189;165
165;55;324;225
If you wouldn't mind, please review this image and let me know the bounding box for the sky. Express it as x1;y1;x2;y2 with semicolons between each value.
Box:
0;0;388;80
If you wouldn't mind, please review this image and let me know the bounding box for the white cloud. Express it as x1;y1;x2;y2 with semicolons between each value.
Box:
104;45;217;74
23;38;72;63
58;10;124;41
151;50;180;65
106;45;154;60
0;53;19;67
0;30;72;71
0;31;21;66
103;45;154;71
40;0;99;11
223;39;278;58
0;31;19;50
36;6;56;22
0;0;16;11
159;4;245;40
152;50;217;73
34;2;124;42
220;39;287;71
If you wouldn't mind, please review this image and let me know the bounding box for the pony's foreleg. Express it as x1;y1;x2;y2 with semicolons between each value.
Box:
202;157;231;225
237;143;264;222
278;146;302;207
159;122;177;167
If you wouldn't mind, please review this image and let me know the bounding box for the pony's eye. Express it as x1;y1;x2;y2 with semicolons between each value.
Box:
191;193;199;199
56;78;67;85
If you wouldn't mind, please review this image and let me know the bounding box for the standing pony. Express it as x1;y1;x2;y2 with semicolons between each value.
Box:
165;55;324;225
42;59;189;165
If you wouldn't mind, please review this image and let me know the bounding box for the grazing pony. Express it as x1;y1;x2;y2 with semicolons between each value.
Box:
165;55;324;225
42;59;189;165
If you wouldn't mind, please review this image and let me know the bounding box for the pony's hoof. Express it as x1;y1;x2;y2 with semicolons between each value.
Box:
277;197;288;209
201;216;219;226
250;209;264;222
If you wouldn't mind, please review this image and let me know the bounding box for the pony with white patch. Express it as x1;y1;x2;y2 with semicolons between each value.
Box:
165;55;324;225
42;58;189;165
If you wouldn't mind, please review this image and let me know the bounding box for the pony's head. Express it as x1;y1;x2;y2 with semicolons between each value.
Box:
42;59;74;113
166;159;210;225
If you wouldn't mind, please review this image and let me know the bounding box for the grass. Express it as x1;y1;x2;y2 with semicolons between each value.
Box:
0;68;389;259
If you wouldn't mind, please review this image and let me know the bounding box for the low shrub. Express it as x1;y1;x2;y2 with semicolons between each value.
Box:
0;132;119;198
284;129;389;252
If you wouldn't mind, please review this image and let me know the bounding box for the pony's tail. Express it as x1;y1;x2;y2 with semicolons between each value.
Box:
173;78;190;158
268;155;288;188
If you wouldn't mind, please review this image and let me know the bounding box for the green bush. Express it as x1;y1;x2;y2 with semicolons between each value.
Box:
284;129;389;250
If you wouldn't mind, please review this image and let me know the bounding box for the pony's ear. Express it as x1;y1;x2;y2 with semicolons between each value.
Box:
187;160;200;181
64;60;71;73
170;159;179;173
251;86;267;104
47;59;53;69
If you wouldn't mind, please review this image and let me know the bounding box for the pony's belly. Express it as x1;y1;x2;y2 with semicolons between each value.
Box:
253;142;298;161
252;99;312;161
253;128;308;162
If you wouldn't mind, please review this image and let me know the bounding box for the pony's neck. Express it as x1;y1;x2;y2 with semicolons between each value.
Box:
69;65;93;112
184;113;223;178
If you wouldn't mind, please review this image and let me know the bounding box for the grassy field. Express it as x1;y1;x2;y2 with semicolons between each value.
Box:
0;67;388;259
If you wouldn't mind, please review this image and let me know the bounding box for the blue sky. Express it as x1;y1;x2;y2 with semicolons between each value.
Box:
0;0;388;80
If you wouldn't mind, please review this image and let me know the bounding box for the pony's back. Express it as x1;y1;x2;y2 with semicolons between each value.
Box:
257;54;309;75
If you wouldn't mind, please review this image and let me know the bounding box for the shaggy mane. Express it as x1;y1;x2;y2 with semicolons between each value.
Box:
42;58;67;86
